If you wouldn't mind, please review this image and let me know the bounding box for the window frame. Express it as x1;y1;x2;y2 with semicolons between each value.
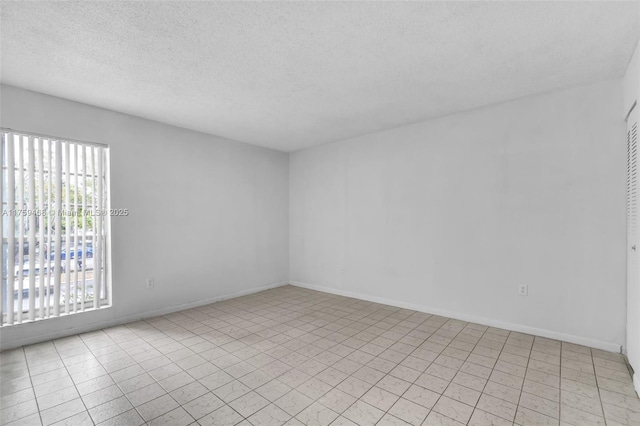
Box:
1;128;112;326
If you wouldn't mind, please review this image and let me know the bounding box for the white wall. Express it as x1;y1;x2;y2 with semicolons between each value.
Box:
290;79;627;351
0;80;629;354
624;40;640;392
0;85;289;350
624;41;639;117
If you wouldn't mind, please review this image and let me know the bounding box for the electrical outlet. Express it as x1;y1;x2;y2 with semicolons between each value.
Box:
146;278;155;289
518;284;528;296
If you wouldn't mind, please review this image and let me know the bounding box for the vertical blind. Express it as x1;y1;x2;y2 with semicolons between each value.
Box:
629;120;638;236
1;129;110;326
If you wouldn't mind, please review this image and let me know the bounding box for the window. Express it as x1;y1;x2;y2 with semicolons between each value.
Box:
1;129;110;326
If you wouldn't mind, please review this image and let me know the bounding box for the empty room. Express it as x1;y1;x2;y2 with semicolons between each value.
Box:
1;1;640;425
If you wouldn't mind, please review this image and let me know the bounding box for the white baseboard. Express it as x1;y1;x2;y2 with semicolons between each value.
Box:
290;281;622;354
115;281;289;323
3;280;623;355
0;281;288;351
634;372;640;397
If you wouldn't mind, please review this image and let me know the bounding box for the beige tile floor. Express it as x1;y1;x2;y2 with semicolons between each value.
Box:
1;285;639;426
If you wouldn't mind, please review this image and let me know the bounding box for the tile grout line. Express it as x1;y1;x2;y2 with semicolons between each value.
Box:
512;336;534;426
82;326;194;425
79;294;548;425
361;312;459;425
50;339;96;426
466;327;513;425
559;343;564;426
412;321;492;426
4;286;638;426
143;287;403;424
592;347;610;426
21;346;44;426
286;300;424;424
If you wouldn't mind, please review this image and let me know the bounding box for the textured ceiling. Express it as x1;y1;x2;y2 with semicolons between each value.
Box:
1;1;639;152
